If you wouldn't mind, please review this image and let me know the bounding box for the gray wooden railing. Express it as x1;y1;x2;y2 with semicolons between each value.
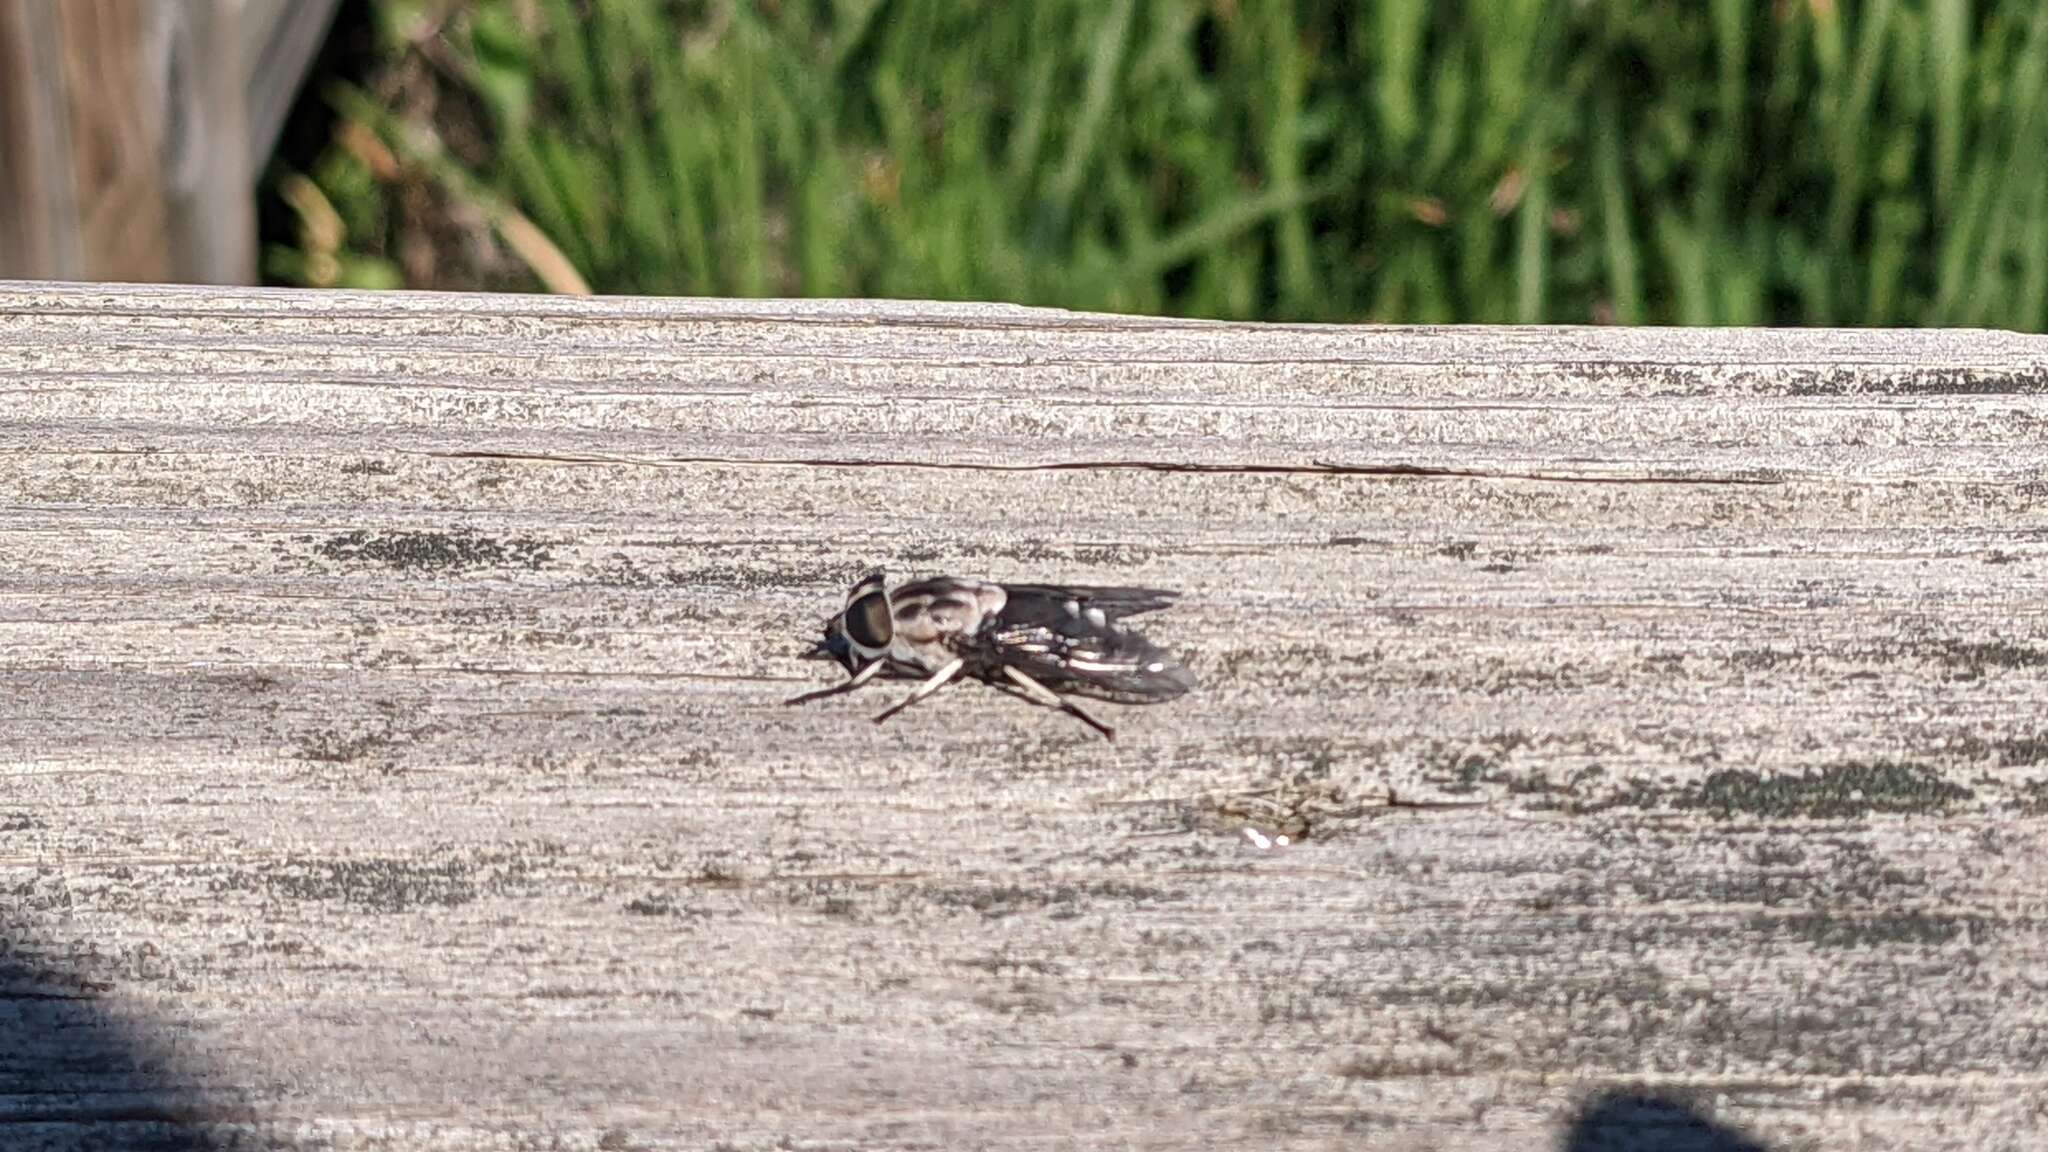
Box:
3;280;2045;1151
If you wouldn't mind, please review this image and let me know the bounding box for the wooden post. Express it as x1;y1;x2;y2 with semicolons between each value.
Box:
0;0;255;284
241;0;341;175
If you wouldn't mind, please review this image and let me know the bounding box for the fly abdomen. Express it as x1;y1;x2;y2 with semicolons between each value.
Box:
980;592;1196;703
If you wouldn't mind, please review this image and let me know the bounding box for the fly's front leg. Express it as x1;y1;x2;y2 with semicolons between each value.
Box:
873;658;964;725
785;658;884;706
1000;666;1115;741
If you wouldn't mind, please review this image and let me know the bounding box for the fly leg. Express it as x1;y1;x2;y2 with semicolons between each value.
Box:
1001;666;1116;741
784;658;885;706
873;658;964;725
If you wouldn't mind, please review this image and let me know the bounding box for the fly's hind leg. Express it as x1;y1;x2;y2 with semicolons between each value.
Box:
1000;666;1115;741
873;658;964;725
785;658;884;706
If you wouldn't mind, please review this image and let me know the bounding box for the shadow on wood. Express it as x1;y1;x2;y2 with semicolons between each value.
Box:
0;924;225;1151
1563;1092;1774;1152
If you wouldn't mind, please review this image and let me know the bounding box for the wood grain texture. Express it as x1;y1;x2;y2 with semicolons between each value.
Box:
4;280;2048;1150
0;2;253;285
0;2;90;280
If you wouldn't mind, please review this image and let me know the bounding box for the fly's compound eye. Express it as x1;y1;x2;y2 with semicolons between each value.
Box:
841;590;893;655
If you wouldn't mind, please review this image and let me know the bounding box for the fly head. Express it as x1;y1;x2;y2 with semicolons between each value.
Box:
813;569;893;673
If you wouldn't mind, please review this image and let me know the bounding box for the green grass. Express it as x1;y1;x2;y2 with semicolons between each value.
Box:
266;0;2048;329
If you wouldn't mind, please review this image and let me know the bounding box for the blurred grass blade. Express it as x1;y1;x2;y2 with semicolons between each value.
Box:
264;0;2048;333
1929;0;1967;211
1047;0;1134;234
329;82;590;296
1593;86;1642;325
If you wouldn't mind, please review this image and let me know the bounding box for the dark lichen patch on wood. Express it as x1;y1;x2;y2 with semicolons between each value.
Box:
1426;752;1562;800
650;561;850;592
231;857;481;912
1681;762;1973;819
955;952;1064;977
621;896;717;921
1331;1048;1468;1082
1414;733;1622;808
921;880;1185;920
1930;731;2048;771
1930;640;2048;676
785;879;864;919
1732;638;2048;681
954;537;1161;567
1564;833;1930;910
291;700;438;769
1217;732;1351;775
211;843;564;913
2017;779;2048;812
1783;366;2048;396
340;460;397;476
1752;909;1996;949
199;670;286;695
1208;641;1363;688
1437;541;1480;561
595;548;854;593
315;529;553;573
591;554;691;589
294;724;431;767
1425;543;1540;574
1725;647;1807;671
1367;961;1678;1014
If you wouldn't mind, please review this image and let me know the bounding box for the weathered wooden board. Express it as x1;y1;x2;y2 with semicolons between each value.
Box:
4;280;2048;1151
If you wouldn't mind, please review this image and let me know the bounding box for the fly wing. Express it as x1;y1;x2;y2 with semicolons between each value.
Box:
994;583;1180;622
981;584;1196;703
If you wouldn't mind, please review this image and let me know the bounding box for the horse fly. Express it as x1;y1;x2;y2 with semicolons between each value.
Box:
785;569;1196;740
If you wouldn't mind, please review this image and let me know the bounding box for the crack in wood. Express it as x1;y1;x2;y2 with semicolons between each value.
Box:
412;448;1787;487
